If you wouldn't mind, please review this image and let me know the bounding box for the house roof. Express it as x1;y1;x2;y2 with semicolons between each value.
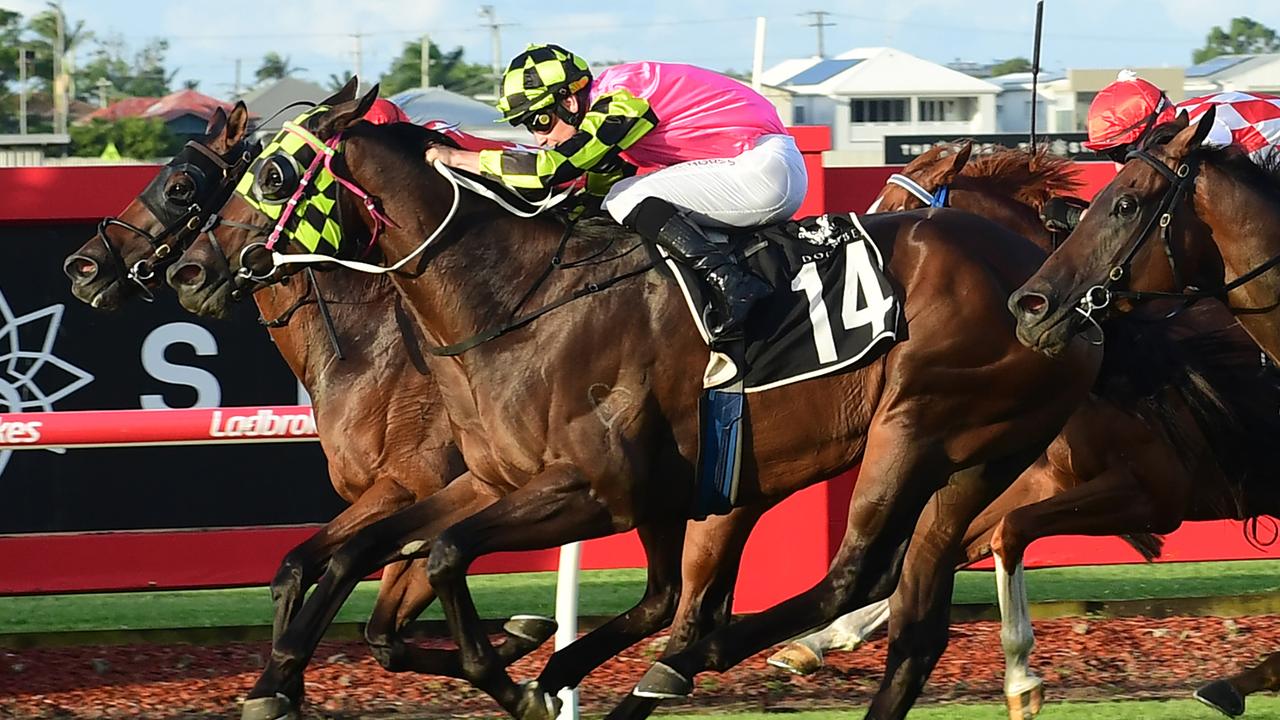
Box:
238;77;330;124
765;47;1001;96
1185;54;1265;79
389;86;503;126
82;90;233;125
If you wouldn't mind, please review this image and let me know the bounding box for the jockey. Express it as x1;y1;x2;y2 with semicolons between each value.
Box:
1084;70;1280;164
1040;70;1280;232
424;43;808;339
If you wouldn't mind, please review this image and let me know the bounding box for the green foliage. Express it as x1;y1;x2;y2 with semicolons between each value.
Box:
378;40;493;97
255;52;305;83
74;35;173;101
989;56;1033;76
69;116;179;159
1193;16;1280;64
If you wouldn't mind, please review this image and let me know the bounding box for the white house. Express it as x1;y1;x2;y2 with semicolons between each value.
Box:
989;71;1061;134
389;86;533;143
1183;54;1280;96
762;47;1000;165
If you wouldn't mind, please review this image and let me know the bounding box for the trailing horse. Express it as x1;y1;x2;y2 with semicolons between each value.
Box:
1009;110;1280;717
169;87;1100;720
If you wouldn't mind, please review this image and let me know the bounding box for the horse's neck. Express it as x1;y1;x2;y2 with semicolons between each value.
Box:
1197;166;1280;362
254;270;404;400
952;184;1054;253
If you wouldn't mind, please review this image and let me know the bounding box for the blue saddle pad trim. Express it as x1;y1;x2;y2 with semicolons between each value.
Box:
694;383;745;519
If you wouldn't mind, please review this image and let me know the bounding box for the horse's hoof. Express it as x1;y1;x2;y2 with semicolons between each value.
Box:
241;694;299;720
633;662;693;699
1005;678;1043;720
766;643;824;675
1195;679;1245;717
504;614;558;644
516;680;563;720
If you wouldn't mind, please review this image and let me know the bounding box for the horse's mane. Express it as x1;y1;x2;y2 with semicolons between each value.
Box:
1146;119;1280;202
961;146;1083;211
1098;304;1280;531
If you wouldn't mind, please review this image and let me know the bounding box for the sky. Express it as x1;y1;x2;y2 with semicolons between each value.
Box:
5;0;1280;100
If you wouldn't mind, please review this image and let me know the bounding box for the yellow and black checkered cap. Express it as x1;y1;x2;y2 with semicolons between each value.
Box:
235;105;344;253
495;43;591;124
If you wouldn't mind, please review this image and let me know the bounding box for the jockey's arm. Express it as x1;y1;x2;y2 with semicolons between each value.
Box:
475;89;657;192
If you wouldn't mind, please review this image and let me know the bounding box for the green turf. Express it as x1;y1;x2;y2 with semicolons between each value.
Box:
654;696;1280;719
4;559;1280;635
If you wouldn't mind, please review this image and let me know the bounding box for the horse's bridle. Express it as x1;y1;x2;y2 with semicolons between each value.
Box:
881;173;950;210
95;138;259;300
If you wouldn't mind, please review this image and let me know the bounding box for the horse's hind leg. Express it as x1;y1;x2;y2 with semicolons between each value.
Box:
427;465;617;720
626;422;947;704
1196;652;1280;718
867;461;1009;720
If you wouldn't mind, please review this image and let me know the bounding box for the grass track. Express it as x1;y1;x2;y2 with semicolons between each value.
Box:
4;559;1280;635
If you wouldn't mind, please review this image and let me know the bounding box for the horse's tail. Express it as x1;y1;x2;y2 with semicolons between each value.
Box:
1096;304;1280;527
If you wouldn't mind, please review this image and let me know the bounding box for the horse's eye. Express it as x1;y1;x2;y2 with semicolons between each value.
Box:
167;177;195;201
256;155;299;202
1114;196;1139;218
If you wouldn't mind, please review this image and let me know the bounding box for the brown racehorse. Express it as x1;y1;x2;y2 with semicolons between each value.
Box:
60;94;559;704
167;85;1100;720
785;142;1280;720
1009;110;1280;717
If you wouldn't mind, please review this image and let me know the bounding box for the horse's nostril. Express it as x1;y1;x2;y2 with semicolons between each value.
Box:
169;263;205;288
63;256;98;282
1016;292;1049;317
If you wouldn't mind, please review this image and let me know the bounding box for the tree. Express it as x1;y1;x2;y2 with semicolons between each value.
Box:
327;70;354;91
378;40;492;97
74;35;173;101
989;57;1033;76
69;116;179;158
255;52;305;83
1193;16;1280;64
0;9;26;132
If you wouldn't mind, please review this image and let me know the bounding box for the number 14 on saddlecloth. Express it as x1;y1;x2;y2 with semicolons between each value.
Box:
791;239;896;364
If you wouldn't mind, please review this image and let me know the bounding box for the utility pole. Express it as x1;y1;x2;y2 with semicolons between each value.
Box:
234;58;242;97
420;34;431;88
800;10;835;58
53;0;67;136
352;33;364;92
95;77;112;109
18;46;28;135
478;5;510;98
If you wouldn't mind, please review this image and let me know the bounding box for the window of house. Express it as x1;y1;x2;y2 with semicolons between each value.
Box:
794;105;806;124
918;97;977;122
851;98;909;123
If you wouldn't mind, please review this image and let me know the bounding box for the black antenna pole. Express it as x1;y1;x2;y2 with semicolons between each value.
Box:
1029;0;1045;153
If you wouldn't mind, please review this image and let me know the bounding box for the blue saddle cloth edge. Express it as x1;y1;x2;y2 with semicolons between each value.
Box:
693;380;745;519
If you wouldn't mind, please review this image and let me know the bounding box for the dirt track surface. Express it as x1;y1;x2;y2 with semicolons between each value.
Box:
2;615;1277;718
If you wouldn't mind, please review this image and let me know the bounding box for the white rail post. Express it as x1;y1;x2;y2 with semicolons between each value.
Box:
554;541;582;720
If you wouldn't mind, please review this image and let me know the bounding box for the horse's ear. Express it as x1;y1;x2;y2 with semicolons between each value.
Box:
940;141;972;183
321;75;360;106
313;83;382;139
204;107;228;138
224;101;250;145
1163;108;1213;160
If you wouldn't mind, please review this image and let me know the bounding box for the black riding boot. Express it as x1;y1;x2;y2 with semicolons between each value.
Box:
628;197;771;339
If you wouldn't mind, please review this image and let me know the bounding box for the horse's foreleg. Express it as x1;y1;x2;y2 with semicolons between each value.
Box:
867;462;1006;720
995;554;1040;720
242;474;497;720
605;504;766;720
269;478;415;644
427;465;616;720
532;518;686;706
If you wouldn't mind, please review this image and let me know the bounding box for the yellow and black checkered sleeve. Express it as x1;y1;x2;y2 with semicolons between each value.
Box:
478;89;657;190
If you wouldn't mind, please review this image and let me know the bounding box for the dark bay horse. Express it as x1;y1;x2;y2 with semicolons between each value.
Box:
1007;111;1280;717
61;92;557;704
168;86;1100;720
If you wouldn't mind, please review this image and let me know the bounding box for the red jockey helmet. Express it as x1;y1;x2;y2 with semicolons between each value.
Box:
1083;72;1176;152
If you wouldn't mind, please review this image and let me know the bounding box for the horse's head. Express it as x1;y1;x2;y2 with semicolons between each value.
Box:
1010;108;1217;356
167;78;382;317
63;102;254;310
868;141;972;212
